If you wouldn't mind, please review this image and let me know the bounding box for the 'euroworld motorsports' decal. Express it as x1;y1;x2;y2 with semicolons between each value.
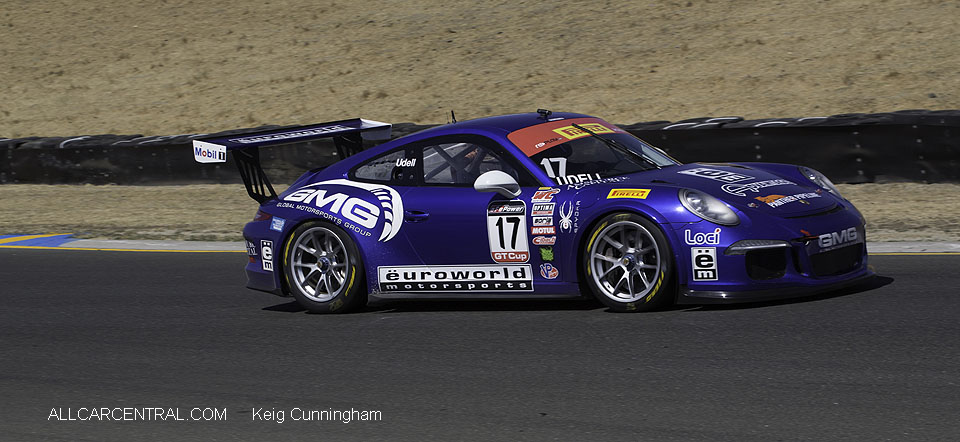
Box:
278;179;403;242
377;265;533;292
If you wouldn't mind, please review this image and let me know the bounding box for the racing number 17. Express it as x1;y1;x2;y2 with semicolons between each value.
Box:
539;157;567;178
495;216;521;249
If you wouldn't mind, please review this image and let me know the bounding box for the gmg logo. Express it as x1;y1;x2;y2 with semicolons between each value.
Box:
818;227;858;248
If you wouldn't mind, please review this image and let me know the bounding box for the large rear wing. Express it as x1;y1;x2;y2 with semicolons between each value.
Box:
192;118;391;203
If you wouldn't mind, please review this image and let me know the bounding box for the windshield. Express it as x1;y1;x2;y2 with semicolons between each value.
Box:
507;117;679;185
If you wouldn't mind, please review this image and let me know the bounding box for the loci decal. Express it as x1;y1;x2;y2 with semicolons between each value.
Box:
684;228;721;245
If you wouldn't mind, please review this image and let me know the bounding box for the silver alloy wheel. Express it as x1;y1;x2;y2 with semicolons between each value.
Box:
289;227;349;302
589;219;662;303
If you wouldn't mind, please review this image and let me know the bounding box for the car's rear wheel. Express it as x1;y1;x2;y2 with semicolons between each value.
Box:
283;221;366;313
583;213;674;312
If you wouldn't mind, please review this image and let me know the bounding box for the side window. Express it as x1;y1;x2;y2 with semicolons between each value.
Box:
352;149;414;184
421;142;531;186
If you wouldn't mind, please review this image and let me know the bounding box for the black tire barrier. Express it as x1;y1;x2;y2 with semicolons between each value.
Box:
1;110;958;185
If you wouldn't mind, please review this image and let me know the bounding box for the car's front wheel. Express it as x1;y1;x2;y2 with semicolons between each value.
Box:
583;213;674;312
283;221;366;313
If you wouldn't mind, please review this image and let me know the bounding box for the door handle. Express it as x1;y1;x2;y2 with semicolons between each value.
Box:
404;210;430;222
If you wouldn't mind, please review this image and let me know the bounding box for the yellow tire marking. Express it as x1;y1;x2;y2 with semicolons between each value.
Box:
644;271;665;303
346;265;356;293
585;222;608;276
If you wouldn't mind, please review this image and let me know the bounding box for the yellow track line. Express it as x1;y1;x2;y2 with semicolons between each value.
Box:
0;233;73;245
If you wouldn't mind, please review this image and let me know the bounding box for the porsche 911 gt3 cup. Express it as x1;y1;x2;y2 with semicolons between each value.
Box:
194;110;872;312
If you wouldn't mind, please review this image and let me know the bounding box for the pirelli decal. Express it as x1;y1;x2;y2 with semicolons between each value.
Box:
553;123;615;140
607;188;651;199
378;265;533;292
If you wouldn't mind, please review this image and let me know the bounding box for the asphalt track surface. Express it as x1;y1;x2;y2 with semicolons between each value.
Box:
2;248;959;441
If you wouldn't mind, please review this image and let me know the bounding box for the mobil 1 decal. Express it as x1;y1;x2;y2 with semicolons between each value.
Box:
691;247;717;281
487;200;530;263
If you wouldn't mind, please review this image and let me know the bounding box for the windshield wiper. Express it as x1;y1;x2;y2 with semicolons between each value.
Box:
572;123;662;170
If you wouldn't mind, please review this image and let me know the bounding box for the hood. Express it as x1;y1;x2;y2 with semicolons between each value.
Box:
602;163;836;217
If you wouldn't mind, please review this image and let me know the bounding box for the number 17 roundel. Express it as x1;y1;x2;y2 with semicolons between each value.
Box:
487;201;530;263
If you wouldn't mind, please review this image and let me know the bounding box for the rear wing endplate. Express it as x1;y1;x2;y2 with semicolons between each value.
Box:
192;118;391;203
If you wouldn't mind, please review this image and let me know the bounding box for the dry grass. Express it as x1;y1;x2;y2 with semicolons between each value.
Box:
2;1;958;137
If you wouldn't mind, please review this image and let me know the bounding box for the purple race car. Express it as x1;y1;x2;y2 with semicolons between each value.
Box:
193;110;872;313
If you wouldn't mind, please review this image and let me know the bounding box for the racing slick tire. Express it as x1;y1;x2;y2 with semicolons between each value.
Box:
583;213;675;312
283;221;366;313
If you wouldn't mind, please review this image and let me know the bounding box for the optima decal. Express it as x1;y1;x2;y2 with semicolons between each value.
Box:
531;203;555;216
281;179;403;242
378;265;533;292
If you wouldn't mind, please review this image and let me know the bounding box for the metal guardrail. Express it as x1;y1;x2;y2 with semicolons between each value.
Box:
2;111;958;184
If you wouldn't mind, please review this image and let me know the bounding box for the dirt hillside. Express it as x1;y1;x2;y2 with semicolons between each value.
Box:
2;0;958;137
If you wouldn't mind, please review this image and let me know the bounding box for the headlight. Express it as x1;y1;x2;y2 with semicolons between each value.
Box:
679;189;739;226
799;166;842;197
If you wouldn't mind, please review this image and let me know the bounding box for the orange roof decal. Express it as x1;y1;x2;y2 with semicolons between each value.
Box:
507;117;627;157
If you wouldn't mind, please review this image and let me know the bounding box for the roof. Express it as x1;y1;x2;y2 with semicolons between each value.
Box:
408;111;595;139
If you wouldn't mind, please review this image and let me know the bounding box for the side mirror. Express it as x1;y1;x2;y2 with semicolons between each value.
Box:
474;170;521;199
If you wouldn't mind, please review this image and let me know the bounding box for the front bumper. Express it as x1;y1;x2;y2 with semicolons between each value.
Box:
677;269;875;304
672;199;873;303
